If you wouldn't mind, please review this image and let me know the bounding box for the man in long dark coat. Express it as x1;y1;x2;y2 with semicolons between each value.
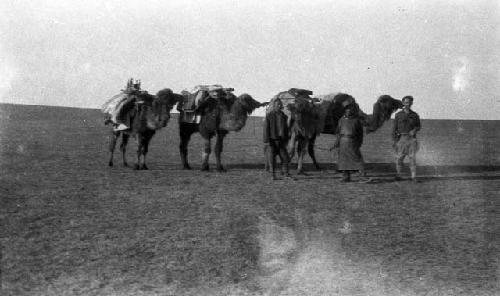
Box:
334;104;366;182
264;98;291;180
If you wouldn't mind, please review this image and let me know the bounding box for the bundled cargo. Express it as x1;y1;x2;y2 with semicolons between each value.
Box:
101;78;143;131
178;84;235;123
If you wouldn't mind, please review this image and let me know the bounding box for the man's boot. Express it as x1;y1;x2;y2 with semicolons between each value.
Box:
283;163;293;179
180;149;191;170
342;171;351;182
395;161;403;181
410;166;417;182
201;152;210;171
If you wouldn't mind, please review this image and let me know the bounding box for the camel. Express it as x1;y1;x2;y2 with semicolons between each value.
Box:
106;89;182;169
262;89;317;173
265;89;403;174
291;93;403;174
178;85;267;171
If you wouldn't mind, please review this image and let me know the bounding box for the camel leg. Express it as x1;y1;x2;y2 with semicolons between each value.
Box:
134;134;144;170
108;131;119;167
120;133;130;167
215;132;226;172
308;135;321;170
278;141;290;177
201;137;211;171
137;132;154;170
179;123;193;170
267;142;278;180
141;133;153;170
296;137;308;175
287;132;297;162
141;153;148;170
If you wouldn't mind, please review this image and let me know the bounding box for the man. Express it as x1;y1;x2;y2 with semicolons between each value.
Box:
333;104;366;182
264;98;291;180
392;95;421;182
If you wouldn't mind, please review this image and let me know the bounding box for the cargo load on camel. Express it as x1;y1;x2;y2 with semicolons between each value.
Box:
177;84;235;124
268;89;363;135
101;78;145;131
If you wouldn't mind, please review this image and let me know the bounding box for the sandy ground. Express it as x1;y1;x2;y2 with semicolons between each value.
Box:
1;104;499;295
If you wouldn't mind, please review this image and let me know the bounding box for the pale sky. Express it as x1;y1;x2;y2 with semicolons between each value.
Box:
1;0;499;119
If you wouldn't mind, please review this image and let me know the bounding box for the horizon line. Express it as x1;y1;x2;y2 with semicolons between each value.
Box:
1;102;498;121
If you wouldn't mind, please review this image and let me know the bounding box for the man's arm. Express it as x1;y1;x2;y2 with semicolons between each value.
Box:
355;119;364;147
283;113;290;140
414;114;421;132
410;113;421;136
332;119;342;149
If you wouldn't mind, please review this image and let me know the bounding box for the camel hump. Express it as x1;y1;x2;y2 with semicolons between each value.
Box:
180;84;234;112
136;92;154;104
378;94;394;104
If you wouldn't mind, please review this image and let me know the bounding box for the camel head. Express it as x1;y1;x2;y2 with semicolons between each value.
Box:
216;93;266;132
236;93;263;115
328;93;360;121
259;101;270;109
152;88;183;128
377;95;403;118
157;88;182;109
366;95;403;133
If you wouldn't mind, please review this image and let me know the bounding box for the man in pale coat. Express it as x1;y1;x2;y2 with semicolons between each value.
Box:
392;96;421;182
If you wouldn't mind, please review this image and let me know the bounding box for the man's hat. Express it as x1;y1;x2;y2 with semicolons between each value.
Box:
402;95;414;102
344;102;360;114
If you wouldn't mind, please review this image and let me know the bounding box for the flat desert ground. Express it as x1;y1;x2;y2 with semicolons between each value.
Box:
1;104;499;296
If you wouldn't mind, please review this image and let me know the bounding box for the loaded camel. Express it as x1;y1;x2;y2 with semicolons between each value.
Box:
266;89;403;174
177;85;267;171
104;88;182;169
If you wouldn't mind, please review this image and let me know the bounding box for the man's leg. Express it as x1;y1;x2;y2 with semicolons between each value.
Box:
266;142;278;179
409;151;417;181
357;159;372;182
278;141;291;177
358;153;367;177
395;154;405;181
409;138;419;181
394;138;405;180
179;123;193;170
